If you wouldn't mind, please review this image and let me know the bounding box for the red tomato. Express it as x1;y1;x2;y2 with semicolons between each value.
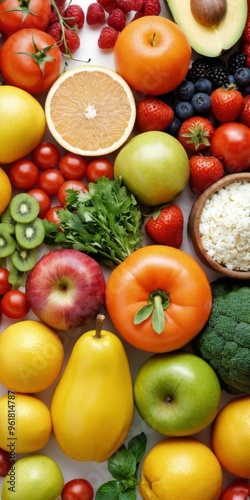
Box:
0;28;62;94
0;0;51;36
57;180;88;207
61;478;94;500
1;290;30;319
44;205;63;226
0;268;11;295
32;142;61;170
0;448;12;477
86;158;114;182
38;169;65;196
28;188;51;219
8;159;39;190
210;122;250;173
59;153;88;180
219;481;250;500
106;246;212;353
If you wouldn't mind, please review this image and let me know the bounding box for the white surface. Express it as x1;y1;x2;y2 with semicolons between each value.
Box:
0;0;242;497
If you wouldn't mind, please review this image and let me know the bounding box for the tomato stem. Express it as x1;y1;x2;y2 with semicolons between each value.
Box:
134;290;170;334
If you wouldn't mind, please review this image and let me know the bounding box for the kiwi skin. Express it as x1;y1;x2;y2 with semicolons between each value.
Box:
10;193;40;224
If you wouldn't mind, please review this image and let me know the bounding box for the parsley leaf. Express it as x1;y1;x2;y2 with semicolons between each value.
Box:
43;177;144;269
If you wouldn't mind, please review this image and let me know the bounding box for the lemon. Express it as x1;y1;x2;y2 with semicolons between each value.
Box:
0;320;64;393
1;454;64;500
45;64;136;156
140;437;223;499
0;167;12;215
0;393;52;453
0;86;46;164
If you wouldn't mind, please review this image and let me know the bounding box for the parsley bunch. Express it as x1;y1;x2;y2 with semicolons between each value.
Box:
44;177;144;268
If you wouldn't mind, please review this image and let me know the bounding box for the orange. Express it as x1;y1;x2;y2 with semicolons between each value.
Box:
211;395;250;478
0;319;64;393
0;393;52;454
0;167;12;215
140;437;223;499
113;15;192;96
45;64;136;156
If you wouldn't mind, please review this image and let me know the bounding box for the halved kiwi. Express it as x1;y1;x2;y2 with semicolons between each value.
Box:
10;246;37;272
10;193;40;223
8;262;25;288
0;223;16;258
15;218;45;249
1;206;16;234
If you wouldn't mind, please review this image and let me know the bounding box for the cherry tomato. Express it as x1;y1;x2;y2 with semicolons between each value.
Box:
28;188;51;219
0;448;12;477
59;153;88;180
219;481;250;500
0;28;62;94
8;159;40;190
1;290;30;319
57;180;88;207
86;158;114;182
44;206;63;226
0;268;11;295
210;122;250;173
0;0;51;36
38;169;65;196
61;478;94;500
32;142;61;170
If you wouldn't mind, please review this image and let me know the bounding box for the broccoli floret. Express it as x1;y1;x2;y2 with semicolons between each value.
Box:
194;277;250;394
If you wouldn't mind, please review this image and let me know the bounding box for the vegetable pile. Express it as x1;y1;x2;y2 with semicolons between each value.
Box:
194;277;250;395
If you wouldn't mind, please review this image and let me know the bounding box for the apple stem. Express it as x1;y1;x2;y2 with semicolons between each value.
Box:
94;313;106;339
151;33;157;46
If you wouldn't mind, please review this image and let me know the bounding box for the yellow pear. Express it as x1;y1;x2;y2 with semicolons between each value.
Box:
51;314;134;462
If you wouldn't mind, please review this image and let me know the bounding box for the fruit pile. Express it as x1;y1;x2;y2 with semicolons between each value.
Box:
1;0;250;499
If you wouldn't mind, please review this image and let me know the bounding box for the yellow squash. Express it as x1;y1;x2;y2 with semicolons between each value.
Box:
50;315;134;462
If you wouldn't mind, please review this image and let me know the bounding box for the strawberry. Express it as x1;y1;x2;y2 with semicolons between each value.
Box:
177;116;215;153
242;14;250;43
189;155;225;194
135;98;174;132
145;204;184;248
210;85;244;123
239;94;250;127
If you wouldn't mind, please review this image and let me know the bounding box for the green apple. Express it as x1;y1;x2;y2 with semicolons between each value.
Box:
1;455;64;500
134;352;221;436
114;131;190;206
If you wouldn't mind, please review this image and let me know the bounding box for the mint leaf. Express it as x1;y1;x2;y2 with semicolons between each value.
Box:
95;480;125;499
128;432;147;463
118;488;137;500
108;446;137;480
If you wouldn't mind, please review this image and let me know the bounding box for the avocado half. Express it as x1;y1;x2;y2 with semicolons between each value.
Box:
165;0;248;57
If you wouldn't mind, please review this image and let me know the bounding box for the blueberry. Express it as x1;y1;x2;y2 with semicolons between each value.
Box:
234;67;250;87
191;92;211;114
227;74;236;85
174;101;194;120
176;80;195;101
166;115;182;136
194;78;213;95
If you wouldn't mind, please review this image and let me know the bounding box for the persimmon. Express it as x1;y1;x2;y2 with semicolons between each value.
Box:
113;15;192;96
106;246;212;353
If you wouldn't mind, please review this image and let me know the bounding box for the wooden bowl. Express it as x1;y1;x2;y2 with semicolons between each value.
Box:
188;173;250;280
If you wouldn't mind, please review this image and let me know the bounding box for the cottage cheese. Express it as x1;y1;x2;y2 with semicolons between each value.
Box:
199;180;250;271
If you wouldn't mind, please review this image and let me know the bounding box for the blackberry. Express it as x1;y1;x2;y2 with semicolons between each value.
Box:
187;57;211;83
227;51;247;74
207;58;228;88
158;91;176;108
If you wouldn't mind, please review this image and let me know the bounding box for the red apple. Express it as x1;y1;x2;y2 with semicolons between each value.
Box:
25;249;106;331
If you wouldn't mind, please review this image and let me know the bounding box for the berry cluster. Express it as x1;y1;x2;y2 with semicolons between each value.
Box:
46;0;85;56
86;0;161;49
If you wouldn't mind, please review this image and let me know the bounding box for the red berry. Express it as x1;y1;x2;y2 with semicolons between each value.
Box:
64;4;85;29
189;155;224;194
242;18;250;43
86;3;106;25
143;0;161;15
127;0;144;10
53;0;67;13
98;26;119;49
97;0;117;13
61;29;81;54
46;21;62;42
145;204;184;248
136;98;174;132
116;0;133;12
242;42;250;58
107;8;126;30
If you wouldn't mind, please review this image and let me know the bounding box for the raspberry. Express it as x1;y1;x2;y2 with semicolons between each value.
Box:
131;8;144;20
143;0;161;15
116;0;133;12
97;0;117;13
61;29;81;54
47;22;62;42
98;26;119;49
64;4;85;29
127;0;144;10
242;18;250;43
53;0;67;13
86;3;106;25
107;8;126;31
49;8;59;25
